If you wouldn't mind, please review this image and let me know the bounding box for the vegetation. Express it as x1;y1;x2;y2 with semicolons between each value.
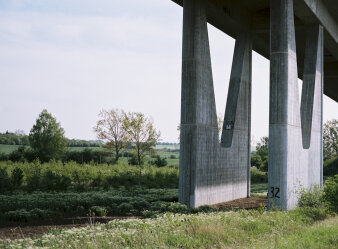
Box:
323;119;338;160
0;160;179;192
0;189;179;222
1;208;336;248
252;136;269;172
124;112;161;166
29;110;67;162
93;109;128;162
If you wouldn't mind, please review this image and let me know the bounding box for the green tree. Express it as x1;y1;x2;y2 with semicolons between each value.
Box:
124;112;160;187
29;109;66;162
323;119;338;160
93;109;128;162
124;112;160;166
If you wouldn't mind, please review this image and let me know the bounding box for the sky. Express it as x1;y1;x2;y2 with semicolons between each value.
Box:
0;0;337;143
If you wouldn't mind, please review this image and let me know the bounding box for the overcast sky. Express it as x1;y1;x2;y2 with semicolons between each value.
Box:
0;0;337;143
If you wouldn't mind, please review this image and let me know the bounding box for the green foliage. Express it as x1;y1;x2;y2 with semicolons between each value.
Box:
323;119;338;160
0;132;29;145
322;175;338;213
150;155;168;167
63;149;116;164
250;154;262;168
90;206;108;217
5;208;56;222
323;156;338;176
11;167;24;188
124;112;160;166
0;160;179;191
251;166;268;184
297;185;324;209
128;154;144;165
0;189;178;221
2;208;337;248
256;136;268;158
0;168;11;193
29;109;66;162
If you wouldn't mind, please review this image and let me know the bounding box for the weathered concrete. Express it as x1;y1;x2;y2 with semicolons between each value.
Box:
173;0;335;210
179;0;251;208
268;0;323;210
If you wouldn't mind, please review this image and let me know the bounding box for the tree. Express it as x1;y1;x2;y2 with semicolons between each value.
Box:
123;112;160;187
255;136;269;172
323;119;338;160
29;109;66;162
93;109;128;162
256;136;268;158
124;112;160;166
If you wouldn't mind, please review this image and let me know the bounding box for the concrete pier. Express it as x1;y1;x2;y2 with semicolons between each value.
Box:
173;0;335;210
179;0;251;208
268;0;323;210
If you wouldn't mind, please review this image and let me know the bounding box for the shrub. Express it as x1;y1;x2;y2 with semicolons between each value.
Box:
11;167;24;189
322;175;338;213
128;155;144;165
169;155;177;159
0;168;11;193
251;167;267;183
90;206;108;217
150;156;168;167
41;171;71;191
297;185;323;208
323;156;338;177
117;203;134;215
5;209;31;222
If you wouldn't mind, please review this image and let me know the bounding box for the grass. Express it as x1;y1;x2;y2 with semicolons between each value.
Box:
1;208;336;248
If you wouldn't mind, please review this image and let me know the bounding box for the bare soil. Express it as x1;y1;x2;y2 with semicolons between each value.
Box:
0;197;267;240
210;197;267;210
0;216;136;240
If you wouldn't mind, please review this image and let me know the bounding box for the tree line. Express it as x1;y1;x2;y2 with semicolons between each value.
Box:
0;109;161;166
0;132;102;147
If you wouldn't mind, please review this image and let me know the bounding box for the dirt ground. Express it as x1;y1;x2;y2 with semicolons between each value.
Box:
0;197;267;240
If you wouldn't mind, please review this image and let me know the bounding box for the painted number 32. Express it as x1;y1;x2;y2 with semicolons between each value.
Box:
270;187;280;198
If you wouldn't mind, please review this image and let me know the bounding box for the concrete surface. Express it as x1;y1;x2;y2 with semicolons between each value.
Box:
179;0;251;208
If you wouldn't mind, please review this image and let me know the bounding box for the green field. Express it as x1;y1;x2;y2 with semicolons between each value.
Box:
0;144;26;154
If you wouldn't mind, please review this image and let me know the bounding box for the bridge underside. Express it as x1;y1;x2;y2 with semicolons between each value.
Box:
172;0;338;101
176;0;337;210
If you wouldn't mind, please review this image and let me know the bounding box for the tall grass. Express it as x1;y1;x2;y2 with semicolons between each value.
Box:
1;208;336;248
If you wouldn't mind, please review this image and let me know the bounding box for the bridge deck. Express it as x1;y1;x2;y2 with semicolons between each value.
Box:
172;0;338;102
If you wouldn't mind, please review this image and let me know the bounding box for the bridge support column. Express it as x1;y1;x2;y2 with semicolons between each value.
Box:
268;0;323;210
179;0;251;208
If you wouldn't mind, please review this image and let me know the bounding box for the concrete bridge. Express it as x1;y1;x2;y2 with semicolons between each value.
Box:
173;0;338;210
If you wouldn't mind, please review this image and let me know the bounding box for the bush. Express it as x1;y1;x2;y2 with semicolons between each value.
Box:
251;167;267;183
128;155;144;165
11;167;24;189
0;168;11;193
150;156;168;167
90;206;108;217
41;171;71;191
322;175;338;213
297;185;323;208
323;156;338;177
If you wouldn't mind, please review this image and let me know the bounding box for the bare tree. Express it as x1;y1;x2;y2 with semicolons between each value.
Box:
93;109;128;162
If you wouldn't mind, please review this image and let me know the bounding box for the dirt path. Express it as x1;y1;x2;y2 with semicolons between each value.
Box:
0;197;267;240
